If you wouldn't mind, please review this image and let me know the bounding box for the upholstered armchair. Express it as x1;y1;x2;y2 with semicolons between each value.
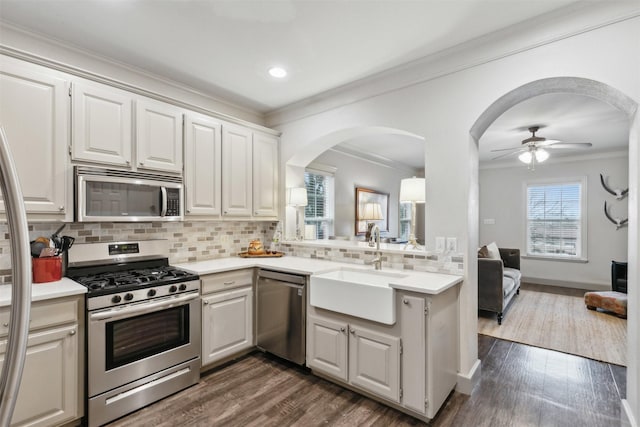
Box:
478;247;521;325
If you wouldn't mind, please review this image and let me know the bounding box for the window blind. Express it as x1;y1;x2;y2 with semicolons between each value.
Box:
526;182;582;257
304;171;334;239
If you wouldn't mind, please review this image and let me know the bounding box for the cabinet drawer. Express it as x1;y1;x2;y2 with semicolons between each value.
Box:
0;297;79;337
201;269;253;294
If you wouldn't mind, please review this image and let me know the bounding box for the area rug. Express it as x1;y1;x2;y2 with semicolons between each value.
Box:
478;287;627;366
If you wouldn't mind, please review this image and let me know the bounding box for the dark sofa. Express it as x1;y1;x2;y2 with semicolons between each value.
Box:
478;247;521;325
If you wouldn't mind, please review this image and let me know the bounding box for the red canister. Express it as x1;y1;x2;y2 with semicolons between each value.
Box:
32;257;62;283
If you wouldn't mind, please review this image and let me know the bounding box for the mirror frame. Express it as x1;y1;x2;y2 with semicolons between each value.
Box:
355;187;389;235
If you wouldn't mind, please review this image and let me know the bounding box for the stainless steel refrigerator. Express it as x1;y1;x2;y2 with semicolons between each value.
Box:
0;127;32;426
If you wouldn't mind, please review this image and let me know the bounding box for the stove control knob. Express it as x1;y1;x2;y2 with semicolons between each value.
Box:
147;289;157;297
111;295;122;304
124;293;134;301
169;285;178;293
179;284;187;291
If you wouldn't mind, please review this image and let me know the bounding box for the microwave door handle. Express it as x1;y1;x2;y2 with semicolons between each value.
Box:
160;186;167;217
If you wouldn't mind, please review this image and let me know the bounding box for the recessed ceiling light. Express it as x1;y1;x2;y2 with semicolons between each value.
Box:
268;67;287;78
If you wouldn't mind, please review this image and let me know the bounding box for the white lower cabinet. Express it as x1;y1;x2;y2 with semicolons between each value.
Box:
307;315;400;402
307;285;458;421
201;270;254;367
0;296;83;427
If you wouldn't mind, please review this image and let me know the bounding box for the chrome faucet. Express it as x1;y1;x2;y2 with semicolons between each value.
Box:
370;225;382;270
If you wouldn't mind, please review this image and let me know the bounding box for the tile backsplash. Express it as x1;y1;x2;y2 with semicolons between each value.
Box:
0;221;277;283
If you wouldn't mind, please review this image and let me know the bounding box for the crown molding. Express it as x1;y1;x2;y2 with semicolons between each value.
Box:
265;2;640;128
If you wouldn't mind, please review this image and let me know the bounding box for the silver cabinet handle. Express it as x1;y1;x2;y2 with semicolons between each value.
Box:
203;300;209;305
139;161;144;166
223;281;235;286
2;323;8;327
186;209;191;213
69;329;76;336
58;206;64;211
340;327;345;333
126;160;131;165
403;299;409;305
349;328;355;334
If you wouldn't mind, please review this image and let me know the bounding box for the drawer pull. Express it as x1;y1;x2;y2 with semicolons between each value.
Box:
403;299;409;305
2;323;7;327
69;329;76;336
223;281;236;286
349;328;355;334
340;327;346;333
203;301;209;306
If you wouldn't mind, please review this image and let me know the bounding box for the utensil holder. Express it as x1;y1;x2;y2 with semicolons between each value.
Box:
32;256;62;283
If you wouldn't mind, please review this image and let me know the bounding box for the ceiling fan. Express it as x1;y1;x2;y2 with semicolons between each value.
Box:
491;126;593;169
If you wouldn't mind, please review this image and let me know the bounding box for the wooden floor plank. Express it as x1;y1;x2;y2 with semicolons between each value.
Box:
108;337;626;427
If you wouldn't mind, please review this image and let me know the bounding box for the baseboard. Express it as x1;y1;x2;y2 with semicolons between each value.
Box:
622;399;637;427
522;276;609;291
456;359;481;395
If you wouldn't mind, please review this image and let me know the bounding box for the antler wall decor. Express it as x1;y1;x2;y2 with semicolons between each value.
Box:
604;201;628;230
600;173;628;200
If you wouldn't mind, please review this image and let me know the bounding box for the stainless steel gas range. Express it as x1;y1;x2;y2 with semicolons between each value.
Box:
66;240;201;427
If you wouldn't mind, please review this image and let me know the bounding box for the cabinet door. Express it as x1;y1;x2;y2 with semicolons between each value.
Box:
72;80;132;166
202;286;253;366
0;60;68;215
400;295;426;414
0;324;79;427
184;113;222;216
252;133;278;218
349;326;400;402
136;98;183;173
221;124;252;217
307;315;348;381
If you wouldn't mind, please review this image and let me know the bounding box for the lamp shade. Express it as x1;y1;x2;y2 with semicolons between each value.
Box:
287;187;308;207
360;202;383;220
518;151;533;164
399;177;425;203
535;148;549;162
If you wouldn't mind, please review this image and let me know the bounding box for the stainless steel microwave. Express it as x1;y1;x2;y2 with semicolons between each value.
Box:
75;166;183;222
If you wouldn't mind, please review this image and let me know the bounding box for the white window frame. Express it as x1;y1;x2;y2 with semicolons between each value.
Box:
304;164;336;240
523;177;588;262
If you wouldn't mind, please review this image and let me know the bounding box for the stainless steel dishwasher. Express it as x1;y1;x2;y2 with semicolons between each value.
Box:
256;269;306;365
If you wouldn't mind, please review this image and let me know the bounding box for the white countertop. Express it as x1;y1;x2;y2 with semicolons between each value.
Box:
174;256;463;295
0;278;87;307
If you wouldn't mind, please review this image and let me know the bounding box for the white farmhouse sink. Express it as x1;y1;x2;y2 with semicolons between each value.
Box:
310;268;408;325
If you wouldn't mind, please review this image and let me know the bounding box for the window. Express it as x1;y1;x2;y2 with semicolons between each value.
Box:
399;202;412;241
304;169;335;239
525;179;586;259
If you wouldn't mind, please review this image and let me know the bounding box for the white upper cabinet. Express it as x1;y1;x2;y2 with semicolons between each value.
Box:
252;132;279;218
72;80;133;167
0;58;69;217
184;113;222;216
136;97;183;173
222;124;253;217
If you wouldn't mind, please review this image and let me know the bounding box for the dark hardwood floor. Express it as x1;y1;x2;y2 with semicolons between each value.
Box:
108;336;627;427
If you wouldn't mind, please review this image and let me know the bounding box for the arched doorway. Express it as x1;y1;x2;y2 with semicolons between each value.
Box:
469;76;639;419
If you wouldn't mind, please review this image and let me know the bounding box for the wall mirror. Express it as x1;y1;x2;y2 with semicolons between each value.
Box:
355;187;389;235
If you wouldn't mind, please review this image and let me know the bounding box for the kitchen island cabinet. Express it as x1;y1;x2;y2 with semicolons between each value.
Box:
0;295;84;427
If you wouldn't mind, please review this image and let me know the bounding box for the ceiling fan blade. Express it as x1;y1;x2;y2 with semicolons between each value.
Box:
547;142;593;149
491;149;526;161
535;139;562;147
490;146;526;152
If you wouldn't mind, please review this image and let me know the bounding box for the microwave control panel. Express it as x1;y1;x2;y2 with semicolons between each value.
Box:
166;188;181;217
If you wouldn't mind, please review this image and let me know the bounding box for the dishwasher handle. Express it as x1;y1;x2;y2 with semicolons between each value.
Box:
257;269;306;285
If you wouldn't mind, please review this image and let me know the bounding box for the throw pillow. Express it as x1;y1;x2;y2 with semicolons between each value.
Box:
478;246;489;258
486;242;501;260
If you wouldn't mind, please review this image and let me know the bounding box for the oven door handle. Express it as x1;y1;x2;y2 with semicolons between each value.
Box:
90;292;199;321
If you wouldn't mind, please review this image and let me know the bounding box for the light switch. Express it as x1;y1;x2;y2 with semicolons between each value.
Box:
483;218;495;225
435;237;445;252
446;237;457;253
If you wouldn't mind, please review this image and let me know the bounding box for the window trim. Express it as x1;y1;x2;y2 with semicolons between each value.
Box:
523;176;588;262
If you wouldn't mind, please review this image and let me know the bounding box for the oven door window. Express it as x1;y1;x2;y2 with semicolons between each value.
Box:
105;306;189;370
86;181;161;217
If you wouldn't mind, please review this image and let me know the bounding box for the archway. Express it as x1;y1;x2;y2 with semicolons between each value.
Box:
284;126;426;239
469;76;639;419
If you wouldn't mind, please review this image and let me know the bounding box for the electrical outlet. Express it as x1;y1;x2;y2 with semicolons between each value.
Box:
483;218;495;225
446;237;457;253
316;249;328;258
435;237;445;252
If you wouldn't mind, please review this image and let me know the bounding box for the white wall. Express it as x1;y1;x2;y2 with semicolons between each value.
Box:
480;154;629;289
274;10;640;406
312;149;416;238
